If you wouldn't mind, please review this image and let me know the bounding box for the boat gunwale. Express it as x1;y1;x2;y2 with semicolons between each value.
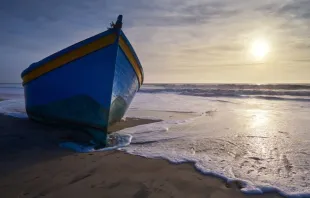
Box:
119;30;144;84
21;29;115;77
21;29;144;86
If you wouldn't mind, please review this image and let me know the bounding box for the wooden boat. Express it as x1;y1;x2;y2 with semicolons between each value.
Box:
21;15;144;147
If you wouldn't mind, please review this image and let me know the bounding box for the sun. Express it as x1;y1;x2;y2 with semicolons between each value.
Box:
250;38;270;60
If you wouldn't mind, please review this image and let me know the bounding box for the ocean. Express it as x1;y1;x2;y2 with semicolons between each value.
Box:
1;83;310;197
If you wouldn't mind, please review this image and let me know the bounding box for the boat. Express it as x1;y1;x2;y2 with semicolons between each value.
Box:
21;15;144;147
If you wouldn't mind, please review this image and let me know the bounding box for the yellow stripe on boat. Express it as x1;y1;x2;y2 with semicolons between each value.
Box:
22;33;117;85
22;33;143;86
119;36;143;85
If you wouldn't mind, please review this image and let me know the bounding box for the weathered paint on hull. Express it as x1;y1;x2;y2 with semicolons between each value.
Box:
21;16;143;146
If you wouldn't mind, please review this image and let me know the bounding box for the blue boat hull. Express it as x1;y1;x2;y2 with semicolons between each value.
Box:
21;16;143;146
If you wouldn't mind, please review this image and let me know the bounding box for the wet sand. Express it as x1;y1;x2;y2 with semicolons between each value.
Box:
0;114;284;198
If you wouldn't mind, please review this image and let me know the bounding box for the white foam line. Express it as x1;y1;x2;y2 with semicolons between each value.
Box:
123;115;162;121
120;148;310;198
59;134;133;153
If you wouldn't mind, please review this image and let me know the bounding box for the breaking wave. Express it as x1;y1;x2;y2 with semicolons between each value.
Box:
141;84;310;102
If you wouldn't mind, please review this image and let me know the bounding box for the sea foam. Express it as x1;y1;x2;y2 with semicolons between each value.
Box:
60;133;133;152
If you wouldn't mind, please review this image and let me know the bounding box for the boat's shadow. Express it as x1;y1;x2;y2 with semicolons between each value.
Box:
0;114;160;176
0;114;91;176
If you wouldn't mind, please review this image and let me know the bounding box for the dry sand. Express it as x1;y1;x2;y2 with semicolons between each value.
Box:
0;114;284;198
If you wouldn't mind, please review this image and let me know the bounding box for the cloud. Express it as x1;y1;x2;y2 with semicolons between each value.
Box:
278;0;310;19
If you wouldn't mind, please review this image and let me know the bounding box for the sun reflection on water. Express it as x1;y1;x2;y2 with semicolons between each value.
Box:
249;109;270;128
245;108;274;159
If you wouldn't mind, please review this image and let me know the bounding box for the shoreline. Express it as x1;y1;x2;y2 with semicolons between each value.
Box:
0;151;284;198
0;114;286;198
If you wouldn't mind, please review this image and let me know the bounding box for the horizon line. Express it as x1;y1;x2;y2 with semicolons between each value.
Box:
1;82;310;85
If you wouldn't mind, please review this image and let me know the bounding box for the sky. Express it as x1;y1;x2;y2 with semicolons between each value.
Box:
1;0;310;84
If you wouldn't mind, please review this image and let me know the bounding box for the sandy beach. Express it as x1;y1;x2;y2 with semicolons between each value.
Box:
0;114;284;198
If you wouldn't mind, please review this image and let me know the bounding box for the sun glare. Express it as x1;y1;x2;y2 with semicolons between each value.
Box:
250;38;270;60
